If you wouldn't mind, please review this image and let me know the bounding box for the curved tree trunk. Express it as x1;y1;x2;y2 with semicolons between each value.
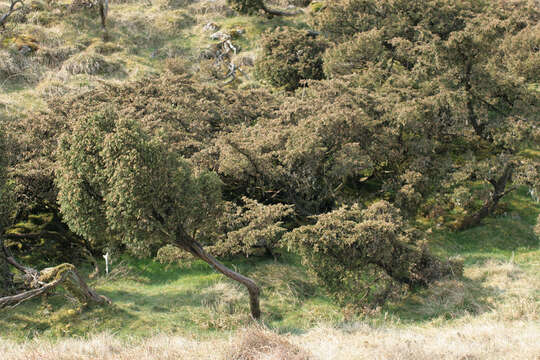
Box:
192;244;261;319
175;228;261;319
459;163;515;230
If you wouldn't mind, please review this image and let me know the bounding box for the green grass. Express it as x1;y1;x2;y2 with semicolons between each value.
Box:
1;189;538;341
0;255;336;340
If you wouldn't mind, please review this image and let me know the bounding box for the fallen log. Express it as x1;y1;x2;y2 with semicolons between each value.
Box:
0;237;110;309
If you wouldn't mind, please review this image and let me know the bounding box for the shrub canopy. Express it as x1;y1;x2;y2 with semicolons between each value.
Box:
255;27;328;91
285;201;462;306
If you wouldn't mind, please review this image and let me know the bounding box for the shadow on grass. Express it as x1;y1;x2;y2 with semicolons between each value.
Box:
431;188;539;262
383;275;494;323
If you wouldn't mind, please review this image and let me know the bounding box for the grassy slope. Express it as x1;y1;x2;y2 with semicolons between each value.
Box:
1;187;538;341
0;0;307;120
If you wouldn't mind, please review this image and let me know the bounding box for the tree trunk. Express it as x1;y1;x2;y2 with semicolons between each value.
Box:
459;163;515;230
175;228;261;319
99;0;108;29
464;61;488;140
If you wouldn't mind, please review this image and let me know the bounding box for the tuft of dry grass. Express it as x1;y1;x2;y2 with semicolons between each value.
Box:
225;326;312;360
61;51;123;75
35;46;80;67
192;282;252;330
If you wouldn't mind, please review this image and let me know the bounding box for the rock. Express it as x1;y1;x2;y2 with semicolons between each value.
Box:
19;45;34;55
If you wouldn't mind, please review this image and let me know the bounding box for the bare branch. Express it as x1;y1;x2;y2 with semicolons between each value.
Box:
0;0;24;28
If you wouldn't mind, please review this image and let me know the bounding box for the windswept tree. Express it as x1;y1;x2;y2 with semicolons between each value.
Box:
56;112;262;318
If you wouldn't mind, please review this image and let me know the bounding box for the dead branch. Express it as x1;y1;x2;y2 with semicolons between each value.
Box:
0;273;64;308
0;0;24;28
224;62;237;84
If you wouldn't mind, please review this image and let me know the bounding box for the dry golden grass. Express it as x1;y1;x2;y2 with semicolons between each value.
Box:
296;320;540;360
1;319;538;360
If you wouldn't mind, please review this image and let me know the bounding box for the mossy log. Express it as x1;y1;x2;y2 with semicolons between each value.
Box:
38;263;110;304
0;263;110;309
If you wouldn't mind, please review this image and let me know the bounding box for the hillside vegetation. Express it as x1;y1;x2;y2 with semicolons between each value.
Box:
1;188;539;358
0;0;539;358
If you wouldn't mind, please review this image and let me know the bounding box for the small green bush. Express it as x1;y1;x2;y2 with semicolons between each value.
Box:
285;201;462;307
255;27;328;91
